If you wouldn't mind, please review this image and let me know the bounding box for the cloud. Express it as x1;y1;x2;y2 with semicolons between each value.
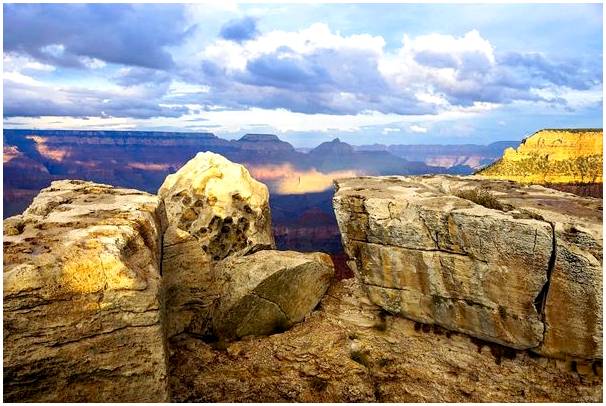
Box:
382;127;401;135
409;125;427;133
189;24;599;117
113;67;172;87
220;16;259;42
3;4;192;69
3;5;602;131
3;71;188;119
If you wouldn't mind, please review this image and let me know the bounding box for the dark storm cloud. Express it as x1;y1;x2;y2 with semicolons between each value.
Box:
219;16;259;42
3;3;192;69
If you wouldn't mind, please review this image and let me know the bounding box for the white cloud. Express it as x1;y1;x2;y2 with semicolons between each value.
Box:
382;127;401;134
409;125;428;133
200;22;385;73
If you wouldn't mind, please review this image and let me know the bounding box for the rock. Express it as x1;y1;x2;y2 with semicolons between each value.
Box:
159;151;275;260
159;152;276;338
477;128;603;184
334;175;602;358
3;180;168;402
170;278;602;402
212;250;334;340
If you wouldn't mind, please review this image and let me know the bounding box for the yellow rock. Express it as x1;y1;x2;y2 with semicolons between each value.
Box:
477;129;603;184
159;152;276;339
3;180;169;402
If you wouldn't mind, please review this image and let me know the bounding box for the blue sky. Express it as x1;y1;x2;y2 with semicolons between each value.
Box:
3;3;603;147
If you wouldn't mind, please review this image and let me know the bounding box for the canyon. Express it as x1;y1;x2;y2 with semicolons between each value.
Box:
4;130;515;256
3;152;602;402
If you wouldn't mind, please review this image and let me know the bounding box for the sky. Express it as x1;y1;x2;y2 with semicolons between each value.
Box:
3;2;603;147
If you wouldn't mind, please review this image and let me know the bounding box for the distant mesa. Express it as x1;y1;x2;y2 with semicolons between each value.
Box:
477;128;603;185
239;133;282;142
235;133;296;153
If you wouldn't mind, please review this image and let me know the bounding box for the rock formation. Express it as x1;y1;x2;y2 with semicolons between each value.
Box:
170;278;602;402
212;250;334;340
477;129;603;184
158;151;276;338
334;175;602;360
3;151;602;402
158;152;334;343
3;180;168;402
159;151;275;259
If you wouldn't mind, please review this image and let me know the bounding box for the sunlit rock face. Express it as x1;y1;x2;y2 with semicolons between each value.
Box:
334;175;602;359
212;250;334;340
3;180;168;402
159;151;275;259
159;152;276;338
477;129;603;184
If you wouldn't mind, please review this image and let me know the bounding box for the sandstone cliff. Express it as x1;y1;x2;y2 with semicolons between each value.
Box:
477;129;603;184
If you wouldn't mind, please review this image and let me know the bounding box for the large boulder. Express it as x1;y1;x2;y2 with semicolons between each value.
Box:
3;180;168;402
159;151;274;260
158;152;276;338
211;250;334;340
334;175;602;358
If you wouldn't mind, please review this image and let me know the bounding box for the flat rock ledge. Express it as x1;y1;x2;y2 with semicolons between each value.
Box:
334;175;602;360
3;180;169;402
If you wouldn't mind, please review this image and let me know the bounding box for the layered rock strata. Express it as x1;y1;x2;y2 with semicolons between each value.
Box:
477;129;603;184
334;175;602;360
3;180;168;402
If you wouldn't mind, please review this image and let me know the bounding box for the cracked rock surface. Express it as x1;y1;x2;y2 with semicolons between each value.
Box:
211;250;334;340
3;180;169;402
334;175;602;359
